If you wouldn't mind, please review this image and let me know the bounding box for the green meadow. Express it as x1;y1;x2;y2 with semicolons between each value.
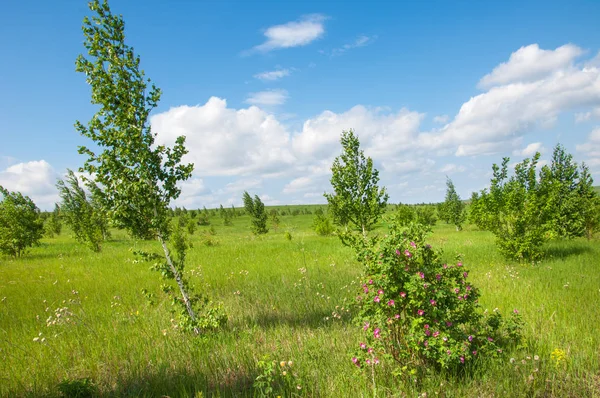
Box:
1;208;599;397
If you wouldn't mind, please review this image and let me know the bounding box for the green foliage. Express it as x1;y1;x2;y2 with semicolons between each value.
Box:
270;209;280;231
539;144;597;239
45;203;63;238
75;0;218;333
187;217;197;235
350;221;523;376
312;208;334;236
415;205;437;227
243;191;268;234
57;169;110;252
395;204;437;227
324;129;389;236
0;186;44;257
57;377;98;398
443;178;466;231
477;155;547;261
253;356;302;397
578;164;600;239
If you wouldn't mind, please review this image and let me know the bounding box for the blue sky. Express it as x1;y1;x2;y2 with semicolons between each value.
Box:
1;0;600;210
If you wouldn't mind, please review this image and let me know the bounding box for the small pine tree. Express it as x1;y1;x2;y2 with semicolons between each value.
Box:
443;178;466;231
242;191;268;234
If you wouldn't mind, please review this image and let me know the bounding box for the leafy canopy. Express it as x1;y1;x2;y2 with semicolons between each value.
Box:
0;186;44;257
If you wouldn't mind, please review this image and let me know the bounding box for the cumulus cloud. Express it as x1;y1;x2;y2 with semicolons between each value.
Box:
245;89;289;106
249;14;326;54
478;44;584;88
420;45;600;156
0;160;60;210
512;142;545;157
433;115;449;124
254;68;291;81
576;127;600;168
439;163;466;174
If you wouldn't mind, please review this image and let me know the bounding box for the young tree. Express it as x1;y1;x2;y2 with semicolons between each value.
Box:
443;177;466;231
577;163;600;239
45;203;63;237
75;0;223;333
0;186;45;257
243;191;268;234
324;130;389;236
57;169;110;251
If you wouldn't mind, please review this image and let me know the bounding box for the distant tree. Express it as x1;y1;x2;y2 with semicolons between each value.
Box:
187;217;197;235
57;170;110;252
0;186;44;257
313;208;334;236
577;163;600;239
243;191;268;234
394;203;416;226
270;209;280;231
324;129;388;236
443;178;466;231
415;205;438;227
45;203;63;237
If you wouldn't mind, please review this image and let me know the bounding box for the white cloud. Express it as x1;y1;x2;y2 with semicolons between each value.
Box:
512;142;545;157
245;89;289;106
250;14;326;53
478;44;584;88
575;111;592;123
254;68;291;81
0;160;59;210
421;46;600;156
433;115;449;124
576;126;600;160
152;97;295;177
439;163;466;174
329;35;376;56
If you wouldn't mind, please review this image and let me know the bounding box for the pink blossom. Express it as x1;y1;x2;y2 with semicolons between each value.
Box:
368;279;374;285
487;337;493;342
447;350;451;355
443;264;448;269
352;357;358;364
466;286;472;291
433;331;440;337
360;342;366;349
430;299;436;306
513;309;519;314
418;272;425;279
387;300;395;307
400;292;406;298
458;296;464;300
457;262;463;267
363;287;369;294
395;249;401;256
417;309;424;316
404;250;412;258
423;283;429;289
410;241;416;248
374;328;381;338
425;330;431;336
454;288;460;294
472;350;477;356
365;359;371;365
424;340;429;347
395;314;400;319
368;347;374;354
443;337;448;342
468;335;473;342
374;358;380;364
436;274;441;280
424;324;430;329
446;321;452;327
460;356;465;363
463;272;468;278
363;322;370;331
374;296;381;303
377;289;384;295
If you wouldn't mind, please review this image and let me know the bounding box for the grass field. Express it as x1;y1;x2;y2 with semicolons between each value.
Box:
1;208;599;397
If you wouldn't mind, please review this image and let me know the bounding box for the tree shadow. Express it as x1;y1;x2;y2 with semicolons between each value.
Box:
543;244;593;260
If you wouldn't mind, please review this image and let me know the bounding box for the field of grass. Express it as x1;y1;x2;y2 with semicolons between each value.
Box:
1;209;600;397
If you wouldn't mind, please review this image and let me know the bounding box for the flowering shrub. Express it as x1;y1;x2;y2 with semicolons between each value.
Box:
350;222;523;373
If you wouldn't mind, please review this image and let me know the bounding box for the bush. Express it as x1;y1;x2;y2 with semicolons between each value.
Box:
313;209;334;236
350;222;523;376
0;186;44;257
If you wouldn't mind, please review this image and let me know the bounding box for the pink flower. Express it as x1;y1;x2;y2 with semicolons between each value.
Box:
463;272;468;278
352;357;358;364
410;241;416;248
458;296;464;300
387;300;395;306
433;331;440;337
472;350;477;356
417;309;424;316
374;358;380;364
395;249;401;256
447;350;451;355
460;356;465;363
400;292;406;298
430;299;436;306
424;324;430;329
363;287;369;294
395;314;400;319
443;264;448;269
436;274;441;280
466;286;472;291
374;328;381;338
374;296;381;303
445;321;452;327
513;309;519;314
487;337;493;342
425;330;431;336
454;288;460;294
368;347;373;354
365;358;371;365
443;337;448;342
377;289;384;295
368;279;374;285
404;250;412;258
418;272;425;279
457;262;463;267
360;342;366;349
423;283;429;289
468;335;473;342
424;340;429;347
363;322;370;331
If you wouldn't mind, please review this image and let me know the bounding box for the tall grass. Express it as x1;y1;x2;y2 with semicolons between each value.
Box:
1;211;599;396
